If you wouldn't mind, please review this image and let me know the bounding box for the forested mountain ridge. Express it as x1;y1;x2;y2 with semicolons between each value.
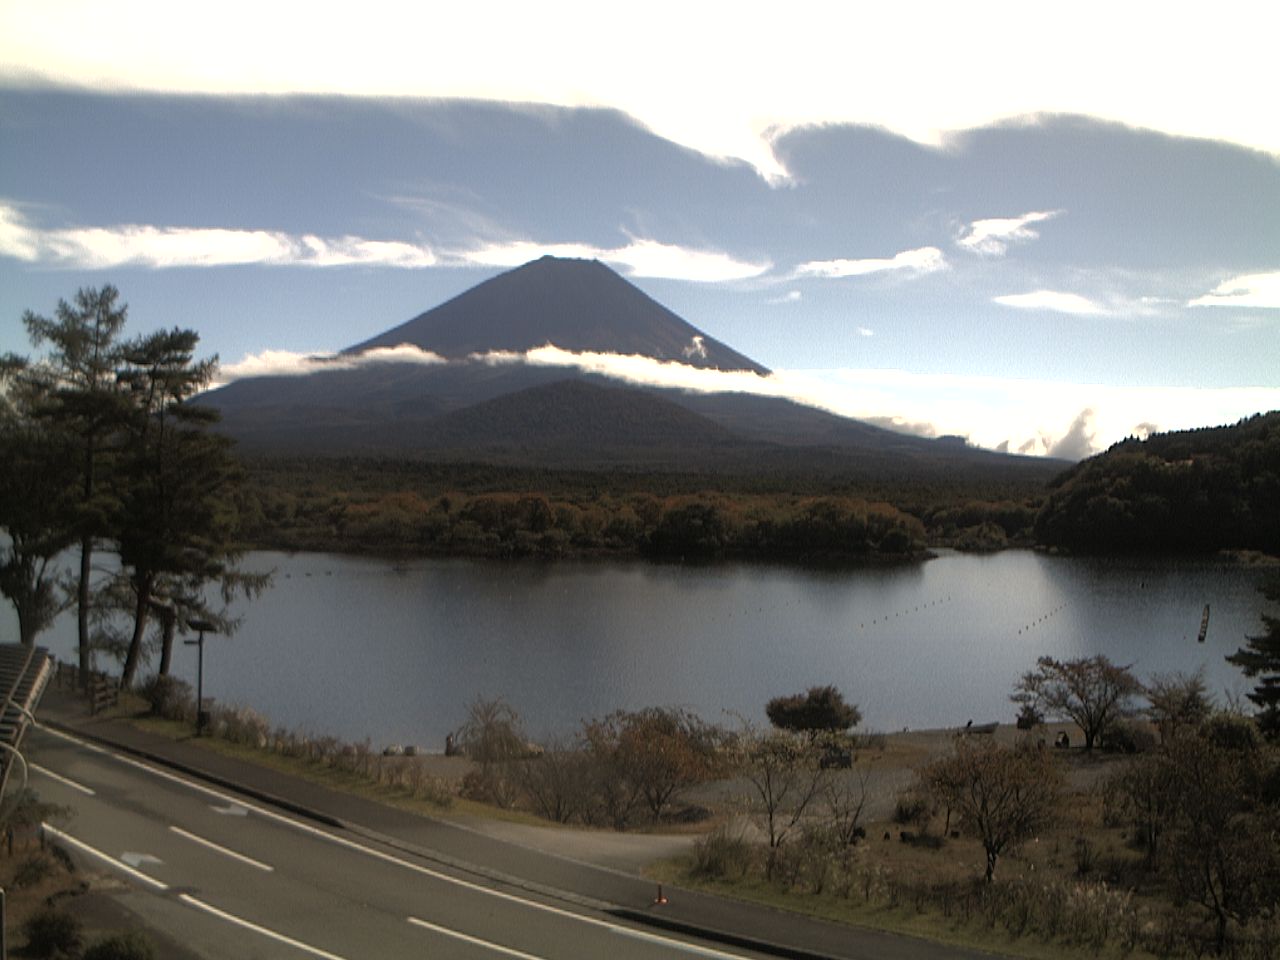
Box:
1035;411;1280;554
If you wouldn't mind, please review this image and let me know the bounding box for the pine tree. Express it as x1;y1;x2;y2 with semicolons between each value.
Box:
0;358;78;644
113;328;265;687
1226;574;1280;739
22;288;129;674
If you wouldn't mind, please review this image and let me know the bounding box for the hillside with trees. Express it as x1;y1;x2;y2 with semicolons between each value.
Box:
1034;412;1280;554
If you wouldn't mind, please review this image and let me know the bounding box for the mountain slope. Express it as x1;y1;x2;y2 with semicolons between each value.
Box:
345;256;768;374
204;256;1061;482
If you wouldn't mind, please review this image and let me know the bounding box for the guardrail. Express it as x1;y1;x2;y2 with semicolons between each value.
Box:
0;645;54;803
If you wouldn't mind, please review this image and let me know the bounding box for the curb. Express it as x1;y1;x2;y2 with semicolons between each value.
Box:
37;718;346;829
611;906;838;960
36;716;844;959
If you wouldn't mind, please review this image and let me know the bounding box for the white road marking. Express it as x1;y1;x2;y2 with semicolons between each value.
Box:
30;762;96;795
37;725;758;959
169;825;274;872
41;823;169;892
178;894;351;960
408;916;549;959
121;851;163;869
211;802;248;816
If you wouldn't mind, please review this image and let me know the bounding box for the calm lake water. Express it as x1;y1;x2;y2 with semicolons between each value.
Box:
6;550;1273;749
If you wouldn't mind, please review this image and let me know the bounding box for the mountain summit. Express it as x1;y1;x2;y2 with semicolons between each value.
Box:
344;256;768;374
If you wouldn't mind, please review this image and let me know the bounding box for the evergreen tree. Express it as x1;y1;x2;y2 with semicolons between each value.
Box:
0;357;78;644
113;328;264;687
22;288;129;674
1226;574;1280;739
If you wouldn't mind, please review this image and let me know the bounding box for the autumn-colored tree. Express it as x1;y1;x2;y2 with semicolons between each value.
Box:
581;708;720;824
1012;654;1144;749
922;737;1063;882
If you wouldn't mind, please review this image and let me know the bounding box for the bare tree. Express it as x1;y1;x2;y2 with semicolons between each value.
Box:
823;766;870;846
454;696;528;808
1104;750;1180;865
1159;726;1280;952
736;727;826;853
1012;654;1144;749
516;737;591;824
922;738;1063;882
1146;668;1212;742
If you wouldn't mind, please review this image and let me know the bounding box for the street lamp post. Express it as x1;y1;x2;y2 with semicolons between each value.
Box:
184;619;217;736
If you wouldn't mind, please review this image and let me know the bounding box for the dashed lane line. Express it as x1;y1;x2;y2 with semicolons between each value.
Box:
40;822;168;892
169;825;274;872
38;724;761;959
30;761;96;795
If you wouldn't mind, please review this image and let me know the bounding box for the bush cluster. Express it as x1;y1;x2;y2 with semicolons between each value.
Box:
137;676;453;808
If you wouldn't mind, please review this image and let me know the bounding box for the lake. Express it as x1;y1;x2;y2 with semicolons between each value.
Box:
5;549;1272;749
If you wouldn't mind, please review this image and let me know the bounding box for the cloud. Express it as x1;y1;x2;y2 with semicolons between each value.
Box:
1047;408;1097;460
216;344;1280;462
1132;422;1159;439
856;327;874;338
768;290;803;304
794;246;946;279
218;344;445;382
1187;270;1280;309
458;237;771;283
993;290;1107;315
3;5;1276;182
0;202;766;282
0;202;437;270
957;210;1061;256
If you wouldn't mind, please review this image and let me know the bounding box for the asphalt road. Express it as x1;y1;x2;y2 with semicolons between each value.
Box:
27;725;778;960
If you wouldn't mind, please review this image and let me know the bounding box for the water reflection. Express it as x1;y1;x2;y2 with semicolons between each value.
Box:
8;550;1269;749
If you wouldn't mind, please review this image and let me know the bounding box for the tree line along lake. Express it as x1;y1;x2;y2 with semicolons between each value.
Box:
10;548;1273;749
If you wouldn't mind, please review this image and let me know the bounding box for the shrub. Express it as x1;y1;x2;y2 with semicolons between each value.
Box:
83;932;157;960
1102;718;1158;754
690;824;756;880
137;673;194;720
12;853;55;887
22;906;81;958
892;792;932;825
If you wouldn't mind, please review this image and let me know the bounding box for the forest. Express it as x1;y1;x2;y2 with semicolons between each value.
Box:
1035;412;1280;554
232;456;1045;561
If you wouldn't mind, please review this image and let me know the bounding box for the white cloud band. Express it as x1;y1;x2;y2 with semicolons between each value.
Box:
794;246;946;279
217;344;1280;461
993;289;1106;315
3;4;1277;183
1188;270;1280;309
462;237;770;283
957;210;1061;256
0;202;765;283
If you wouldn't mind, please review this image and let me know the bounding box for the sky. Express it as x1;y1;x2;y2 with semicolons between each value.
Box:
2;1;1277;459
